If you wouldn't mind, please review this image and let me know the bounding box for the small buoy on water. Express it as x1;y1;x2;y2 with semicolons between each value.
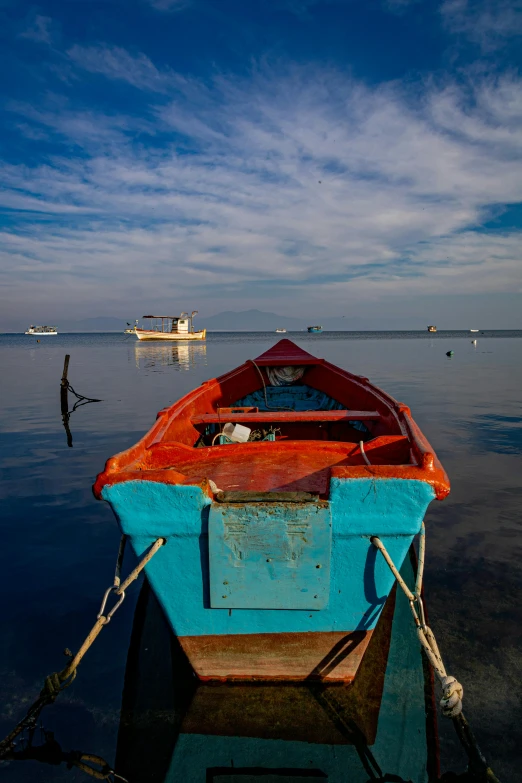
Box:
446;350;454;356
472;339;477;344
37;339;40;343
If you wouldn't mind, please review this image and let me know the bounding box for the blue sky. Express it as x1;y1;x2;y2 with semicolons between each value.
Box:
1;0;522;328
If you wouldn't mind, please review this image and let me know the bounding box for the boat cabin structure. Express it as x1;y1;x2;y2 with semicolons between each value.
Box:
134;311;206;341
25;325;58;335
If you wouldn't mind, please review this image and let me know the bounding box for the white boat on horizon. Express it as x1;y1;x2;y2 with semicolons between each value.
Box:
124;320;138;334
134;311;206;341
25;325;58;335
470;329;479;332
275;328;287;333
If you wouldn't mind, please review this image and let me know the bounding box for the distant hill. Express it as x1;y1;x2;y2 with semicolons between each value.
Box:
198;309;376;331
3;310;385;333
60;316;132;332
59;310;348;332
200;309;304;330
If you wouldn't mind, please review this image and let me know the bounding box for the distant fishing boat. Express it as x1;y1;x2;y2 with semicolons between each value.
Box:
124;320;138;334
470;329;479;333
94;339;449;682
307;325;322;333
275;328;287;333
25;325;57;335
427;325;437;333
134;311;206;341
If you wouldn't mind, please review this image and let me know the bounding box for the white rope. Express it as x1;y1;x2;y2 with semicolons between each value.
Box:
359;440;371;466
266;366;305;386
371;523;464;718
249;361;295;411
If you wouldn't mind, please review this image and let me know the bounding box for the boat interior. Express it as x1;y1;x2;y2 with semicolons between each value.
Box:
94;342;443;500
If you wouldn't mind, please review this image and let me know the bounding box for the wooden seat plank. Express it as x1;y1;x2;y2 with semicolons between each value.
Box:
191;410;380;425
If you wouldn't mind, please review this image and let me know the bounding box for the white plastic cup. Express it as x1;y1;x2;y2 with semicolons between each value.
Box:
223;422;251;443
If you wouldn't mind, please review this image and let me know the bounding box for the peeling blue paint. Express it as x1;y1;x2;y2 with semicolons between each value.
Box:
102;476;434;637
209;502;332;609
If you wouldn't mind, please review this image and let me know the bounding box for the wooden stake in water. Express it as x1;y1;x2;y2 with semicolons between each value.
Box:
61;354;73;447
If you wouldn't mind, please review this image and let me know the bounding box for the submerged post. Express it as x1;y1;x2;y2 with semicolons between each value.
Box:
60;355;73;447
60;355;70;413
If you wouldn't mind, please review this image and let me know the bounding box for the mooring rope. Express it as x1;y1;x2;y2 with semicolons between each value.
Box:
371;524;501;783
6;728;128;782
0;536;166;759
62;379;102;413
249;360;295;411
372;524;463;717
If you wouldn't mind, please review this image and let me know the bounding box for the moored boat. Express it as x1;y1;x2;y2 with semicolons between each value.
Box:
275;328;287;333
427;325;437;333
115;548;439;783
307;325;322;333
134;311;206;341
124;320;138;334
94;339;449;683
25;325;57;335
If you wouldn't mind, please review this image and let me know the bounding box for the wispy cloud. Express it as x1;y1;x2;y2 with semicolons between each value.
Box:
2;58;522;319
278;0;421;18
19;14;54;44
67;44;180;93
144;0;191;11
383;0;421;12
442;0;522;52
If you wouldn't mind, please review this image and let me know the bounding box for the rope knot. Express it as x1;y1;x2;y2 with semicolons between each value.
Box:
440;675;464;718
41;672;63;702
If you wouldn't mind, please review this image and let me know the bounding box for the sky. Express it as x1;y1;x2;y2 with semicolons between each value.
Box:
1;0;522;329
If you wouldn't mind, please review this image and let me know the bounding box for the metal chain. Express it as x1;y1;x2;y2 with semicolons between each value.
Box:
0;536;166;758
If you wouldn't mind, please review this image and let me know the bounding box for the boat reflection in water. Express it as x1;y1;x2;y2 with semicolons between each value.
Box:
116;551;439;783
134;341;207;371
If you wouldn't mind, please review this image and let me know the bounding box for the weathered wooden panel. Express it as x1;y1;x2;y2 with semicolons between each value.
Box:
209;502;332;609
179;629;372;681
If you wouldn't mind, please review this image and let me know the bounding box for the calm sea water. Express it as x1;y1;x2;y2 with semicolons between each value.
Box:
1;330;521;782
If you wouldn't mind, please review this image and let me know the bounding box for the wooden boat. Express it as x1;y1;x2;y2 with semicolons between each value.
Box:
124;320;138;334
427;325;437;333
135;311;206;341
94;339;449;682
115;549;439;783
308;325;322;333
25;325;57;335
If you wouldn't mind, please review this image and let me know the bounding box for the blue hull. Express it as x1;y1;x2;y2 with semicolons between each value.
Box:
102;477;434;679
97;340;448;681
115;552;437;783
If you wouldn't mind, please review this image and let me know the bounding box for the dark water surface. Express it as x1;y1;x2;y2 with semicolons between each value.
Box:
1;331;521;782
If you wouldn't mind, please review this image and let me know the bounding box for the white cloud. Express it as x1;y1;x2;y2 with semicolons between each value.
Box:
276;0;421;18
383;0;421;11
441;0;522;52
67;45;181;93
145;0;190;10
19;14;54;45
1;61;522;319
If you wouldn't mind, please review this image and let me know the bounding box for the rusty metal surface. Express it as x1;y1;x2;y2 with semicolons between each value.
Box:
209;501;332;610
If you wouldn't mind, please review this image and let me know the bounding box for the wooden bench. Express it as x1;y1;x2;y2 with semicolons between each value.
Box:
191;410;380;425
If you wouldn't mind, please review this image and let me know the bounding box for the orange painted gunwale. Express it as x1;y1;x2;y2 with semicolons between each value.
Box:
93;341;450;500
